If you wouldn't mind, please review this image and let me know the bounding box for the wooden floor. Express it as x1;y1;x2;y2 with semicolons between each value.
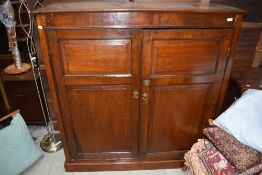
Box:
22;126;187;175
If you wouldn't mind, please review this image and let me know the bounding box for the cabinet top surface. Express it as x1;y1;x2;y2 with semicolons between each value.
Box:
34;1;245;14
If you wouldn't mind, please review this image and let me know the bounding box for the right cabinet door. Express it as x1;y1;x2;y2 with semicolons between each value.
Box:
140;29;233;159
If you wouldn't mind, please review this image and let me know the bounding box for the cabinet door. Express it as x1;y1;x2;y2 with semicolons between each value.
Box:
140;29;233;159
46;29;141;160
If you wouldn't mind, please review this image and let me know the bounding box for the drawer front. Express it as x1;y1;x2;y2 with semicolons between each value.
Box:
41;12;237;28
60;39;131;75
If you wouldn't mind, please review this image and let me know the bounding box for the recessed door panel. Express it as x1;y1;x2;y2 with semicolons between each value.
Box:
67;85;134;158
152;40;219;75
147;84;211;153
60;39;131;75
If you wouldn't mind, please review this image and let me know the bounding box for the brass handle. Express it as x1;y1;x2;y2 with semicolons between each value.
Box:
142;93;148;101
143;80;151;87
133;90;139;99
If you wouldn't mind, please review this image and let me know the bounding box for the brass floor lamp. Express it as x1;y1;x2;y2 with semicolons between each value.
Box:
0;0;62;153
19;0;62;153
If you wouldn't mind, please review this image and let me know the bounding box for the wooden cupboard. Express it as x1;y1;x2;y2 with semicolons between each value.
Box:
34;1;244;171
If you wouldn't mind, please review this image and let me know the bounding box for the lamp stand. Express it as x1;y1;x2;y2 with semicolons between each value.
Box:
40;132;62;153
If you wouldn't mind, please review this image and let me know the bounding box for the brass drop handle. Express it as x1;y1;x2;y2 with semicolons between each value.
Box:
133;90;139;99
143;80;151;87
142;92;148;101
142;80;150;101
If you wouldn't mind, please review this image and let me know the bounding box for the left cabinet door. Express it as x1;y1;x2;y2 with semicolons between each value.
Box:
46;29;141;160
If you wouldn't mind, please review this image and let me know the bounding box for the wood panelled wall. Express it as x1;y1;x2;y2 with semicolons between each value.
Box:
28;0;261;122
253;32;262;67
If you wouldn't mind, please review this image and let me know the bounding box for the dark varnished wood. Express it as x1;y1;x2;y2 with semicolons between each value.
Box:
222;25;262;109
216;15;243;113
65;159;184;172
34;1;244;171
151;40;219;75
140;29;233;157
60;39;131;75
34;2;245;28
67;85;135;159
1;70;45;124
233;27;261;70
145;30;233;76
37;12;237;28
46;29;141;160
146;85;211;152
34;2;245;14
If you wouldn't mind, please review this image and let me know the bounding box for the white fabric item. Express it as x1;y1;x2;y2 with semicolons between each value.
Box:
0;113;42;175
214;89;262;152
0;0;16;28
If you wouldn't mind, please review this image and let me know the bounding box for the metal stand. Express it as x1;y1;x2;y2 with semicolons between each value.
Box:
30;55;62;153
16;0;62;153
40;132;62;153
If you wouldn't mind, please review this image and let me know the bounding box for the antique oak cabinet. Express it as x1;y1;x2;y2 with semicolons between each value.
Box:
34;1;244;171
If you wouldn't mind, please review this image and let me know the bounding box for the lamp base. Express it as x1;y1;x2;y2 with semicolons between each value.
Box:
40;132;62;153
4;63;31;74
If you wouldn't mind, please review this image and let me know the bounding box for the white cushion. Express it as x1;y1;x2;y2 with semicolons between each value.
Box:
214;89;262;152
